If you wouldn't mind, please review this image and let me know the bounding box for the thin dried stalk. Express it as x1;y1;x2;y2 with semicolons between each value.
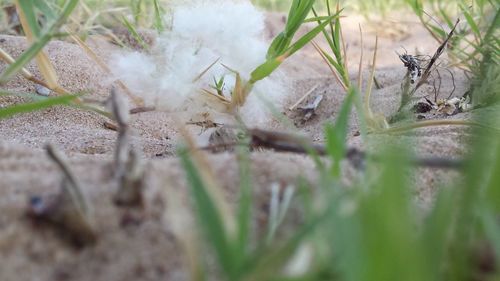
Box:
46;145;91;216
29;144;98;246
201;89;231;105
15;1;62;92
67;31;144;106
223;63;253;111
364;36;378;116
111;88;130;181
192;57;220;82
378;119;497;134
0;47;51;88
200;128;464;169
289;84;319;111
412;19;460;95
312;41;347;91
110;88;145;207
129;106;156;114
357;24;364;90
338;3;348;75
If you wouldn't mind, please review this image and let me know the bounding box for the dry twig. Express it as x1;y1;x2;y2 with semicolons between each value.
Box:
28;144;97;247
412;19;460;95
200;128;464;170
110;88;145;207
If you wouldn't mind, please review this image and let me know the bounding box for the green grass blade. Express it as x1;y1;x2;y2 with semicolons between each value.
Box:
480;121;500;266
480;210;500;271
460;4;481;40
0;89;46;101
304;16;332;22
284;13;338;57
333;3;341;57
33;0;58;23
325;87;355;177
266;33;293;61
0;0;79;84
427;23;447;40
485;133;500;211
180;151;236;278
437;6;455;29
17;0;42;37
266;0;315;59
0;36;51;85
421;187;457;280
406;0;423;17
251;14;337;84
319;48;344;76
250;56;284;83
121;16;149;50
357;149;430;281
242;202;337;279
312;5;348;85
132;0;144;25
0;94;77;119
153;0;164;33
312;7;337;56
235;146;252;260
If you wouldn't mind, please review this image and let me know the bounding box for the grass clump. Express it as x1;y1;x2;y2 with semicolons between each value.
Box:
0;1;499;280
406;0;499;107
180;86;500;280
233;0;340;110
177;2;500;280
0;0;79;90
312;0;350;90
0;0;85;118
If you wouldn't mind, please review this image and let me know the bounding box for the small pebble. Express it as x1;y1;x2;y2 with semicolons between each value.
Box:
35;84;51;96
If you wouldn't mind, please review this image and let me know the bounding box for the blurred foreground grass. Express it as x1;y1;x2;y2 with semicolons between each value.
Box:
0;0;498;280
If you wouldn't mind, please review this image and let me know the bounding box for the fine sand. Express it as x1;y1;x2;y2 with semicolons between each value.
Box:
0;12;472;281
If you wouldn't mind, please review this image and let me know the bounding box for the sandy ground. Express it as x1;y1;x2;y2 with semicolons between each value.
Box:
0;12;473;281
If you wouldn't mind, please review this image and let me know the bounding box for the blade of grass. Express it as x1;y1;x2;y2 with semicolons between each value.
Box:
121;16;149;50
251;14;338;84
0;89;47;101
364;36;378;117
421;187;458;280
0;0;79;84
325;87;356;177
0;47;53;90
357;24;364;90
180;150;237;279
266;184;295;244
337;2;348;74
266;0;315;59
241;201;337;280
153;0;164;33
312;3;349;87
67;31;143;105
480;210;500;271
32;0;57;23
16;0;41;36
460;3;481;42
192;57;221;82
0;94;77;119
312;42;347;91
235;145;252;260
16;0;61;90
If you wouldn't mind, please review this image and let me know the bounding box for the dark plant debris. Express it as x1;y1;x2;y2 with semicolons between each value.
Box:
27;144;97;247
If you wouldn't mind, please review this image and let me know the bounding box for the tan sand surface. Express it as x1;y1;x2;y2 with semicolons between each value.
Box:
0;12;472;281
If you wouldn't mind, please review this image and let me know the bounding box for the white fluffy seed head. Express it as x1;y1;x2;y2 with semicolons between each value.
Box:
111;0;287;126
